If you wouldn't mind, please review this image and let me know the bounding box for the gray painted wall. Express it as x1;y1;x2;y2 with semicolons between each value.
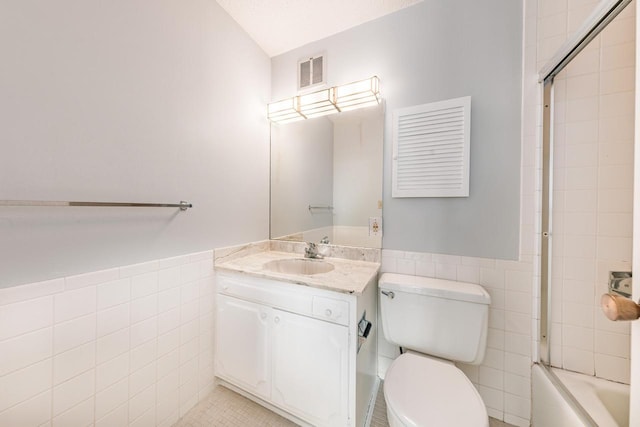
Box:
0;0;271;287
271;0;523;260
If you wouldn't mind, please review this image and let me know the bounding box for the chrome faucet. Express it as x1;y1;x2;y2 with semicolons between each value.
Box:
320;236;330;244
304;242;324;259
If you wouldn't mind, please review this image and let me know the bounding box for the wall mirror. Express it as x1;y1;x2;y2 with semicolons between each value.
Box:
270;104;383;248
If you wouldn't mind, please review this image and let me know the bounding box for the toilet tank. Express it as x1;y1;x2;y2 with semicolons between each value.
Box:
379;273;491;365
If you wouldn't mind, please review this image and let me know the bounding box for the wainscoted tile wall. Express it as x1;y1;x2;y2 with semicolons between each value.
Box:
0;251;215;427
378;249;534;427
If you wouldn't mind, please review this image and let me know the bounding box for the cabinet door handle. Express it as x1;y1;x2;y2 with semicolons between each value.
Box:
325;309;332;317
260;312;267;320
274;316;280;324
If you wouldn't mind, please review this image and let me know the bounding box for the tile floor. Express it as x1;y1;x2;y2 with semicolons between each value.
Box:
175;383;517;426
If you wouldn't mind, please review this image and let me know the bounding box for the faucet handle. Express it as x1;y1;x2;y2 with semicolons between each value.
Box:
320;236;330;244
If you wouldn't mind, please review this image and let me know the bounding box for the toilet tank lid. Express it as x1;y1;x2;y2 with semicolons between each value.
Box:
379;273;490;304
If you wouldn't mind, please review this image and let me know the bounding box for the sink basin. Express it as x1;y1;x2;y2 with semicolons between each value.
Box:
263;259;335;276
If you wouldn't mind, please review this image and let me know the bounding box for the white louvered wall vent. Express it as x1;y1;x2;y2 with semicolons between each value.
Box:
298;54;325;90
392;96;471;198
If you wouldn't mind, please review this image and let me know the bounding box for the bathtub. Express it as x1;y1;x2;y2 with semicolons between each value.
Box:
532;364;629;426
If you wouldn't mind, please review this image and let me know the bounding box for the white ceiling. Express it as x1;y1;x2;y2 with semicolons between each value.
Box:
215;0;423;57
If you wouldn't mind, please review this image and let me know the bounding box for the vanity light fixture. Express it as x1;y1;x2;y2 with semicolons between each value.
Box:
267;97;305;123
335;76;380;112
268;76;380;123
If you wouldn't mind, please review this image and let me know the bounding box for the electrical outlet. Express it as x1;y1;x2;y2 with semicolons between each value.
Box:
369;217;382;237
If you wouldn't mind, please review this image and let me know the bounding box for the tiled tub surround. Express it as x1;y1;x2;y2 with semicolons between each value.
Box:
214;240;381;295
379;249;534;427
0;251;216;427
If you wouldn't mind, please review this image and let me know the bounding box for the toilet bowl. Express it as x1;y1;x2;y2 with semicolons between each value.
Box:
383;352;488;427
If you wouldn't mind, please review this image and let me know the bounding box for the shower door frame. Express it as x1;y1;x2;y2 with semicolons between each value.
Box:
537;0;635;424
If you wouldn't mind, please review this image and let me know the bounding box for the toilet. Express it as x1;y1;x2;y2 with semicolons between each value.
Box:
379;273;491;427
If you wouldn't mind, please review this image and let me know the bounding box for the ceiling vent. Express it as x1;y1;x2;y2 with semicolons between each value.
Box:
298;54;326;91
392;96;471;198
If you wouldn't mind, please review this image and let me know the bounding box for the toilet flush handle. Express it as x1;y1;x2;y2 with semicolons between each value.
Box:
381;290;395;299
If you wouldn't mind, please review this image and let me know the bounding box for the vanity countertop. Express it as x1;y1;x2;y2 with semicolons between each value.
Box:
215;249;380;295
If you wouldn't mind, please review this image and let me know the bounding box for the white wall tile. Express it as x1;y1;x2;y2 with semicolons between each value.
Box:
180;263;200;285
478;385;503;411
156;370;179;413
130;362;157;397
595;330;630;358
179;378;198;416
97;303;129;337
95;377;129;420
65;268;119;291
434;263;456;280
52;396;94;427
54;287;96;324
52;369;95;416
180;281;200;305
158;288;180;314
504;353;531;377
120;261;159;279
130;295;158;324
131;339;157;372
158;255;189;270
97;278;130;311
53;342;95;385
180;334;199;364
505;291;532;315
479;366;503;390
158;267;181;291
129;384;156;422
95;402;128;427
54;313;96;355
97;328;130;365
0;278;64;306
0;327;52;376
158;329;180;357
0;296;53;341
395;259;416;275
180;320;199;346
131;272;159;300
157;349;180;381
179;357;199;386
130;406;156;427
0;390;51;427
0;359;52;412
96;352;129;391
0;249;215;425
130;317;158;348
505;332;531;357
504;372;531;399
180;300;199;325
158;308;180;336
563;347;594;375
505;393;531;420
594;353;630;383
415;261;435;277
505;312;531;336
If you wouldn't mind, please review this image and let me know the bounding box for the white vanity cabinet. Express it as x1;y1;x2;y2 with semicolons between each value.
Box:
214;271;376;427
271;307;349;426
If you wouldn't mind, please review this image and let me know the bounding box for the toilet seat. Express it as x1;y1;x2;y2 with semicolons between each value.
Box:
384;353;488;427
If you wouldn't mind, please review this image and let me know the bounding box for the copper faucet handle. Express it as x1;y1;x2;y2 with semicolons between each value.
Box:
600;293;640;321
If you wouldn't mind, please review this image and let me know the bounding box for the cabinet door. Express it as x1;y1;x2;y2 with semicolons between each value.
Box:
215;294;271;399
271;308;349;427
